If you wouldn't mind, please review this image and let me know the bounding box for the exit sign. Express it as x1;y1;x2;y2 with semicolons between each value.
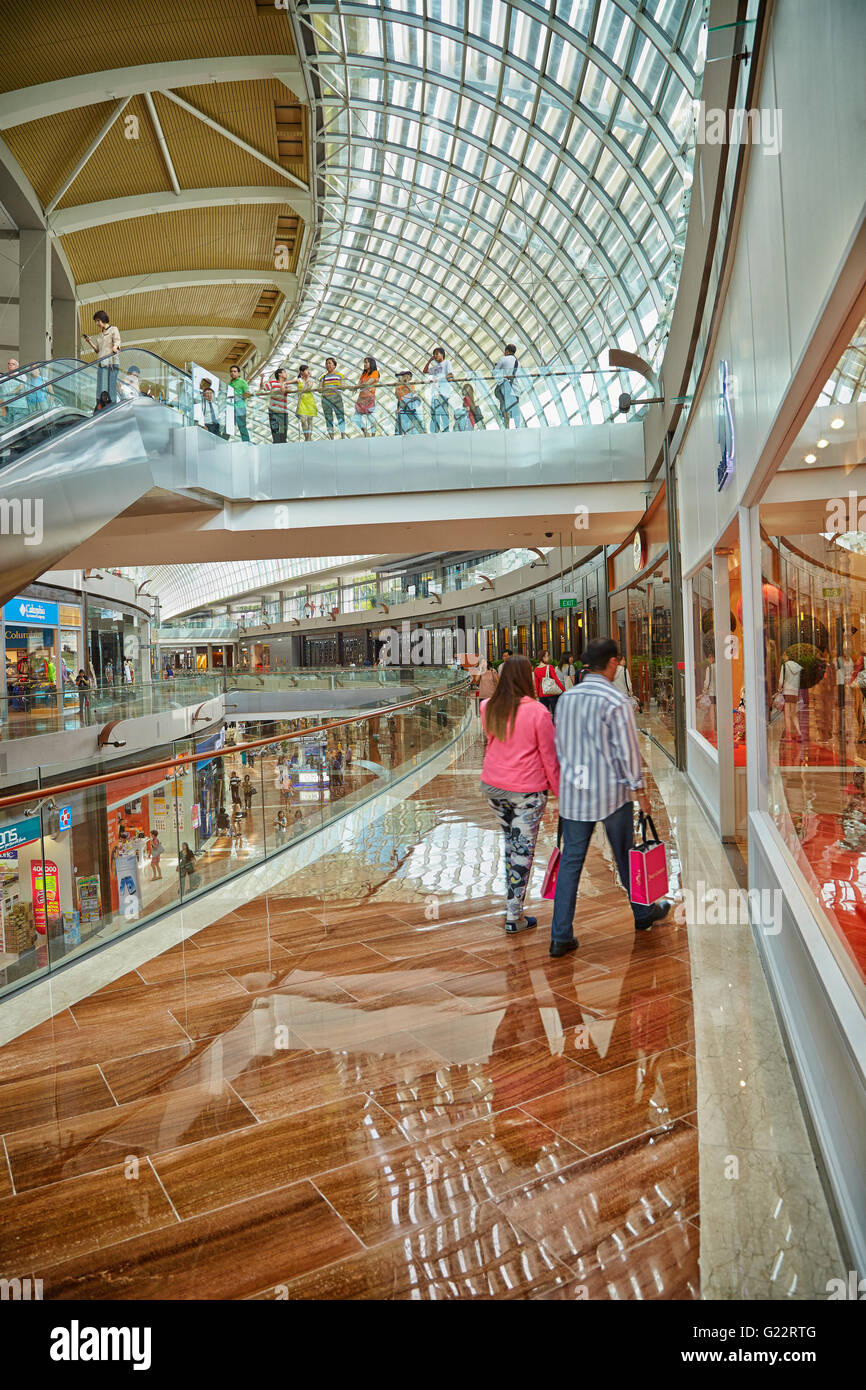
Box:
559;596;579;608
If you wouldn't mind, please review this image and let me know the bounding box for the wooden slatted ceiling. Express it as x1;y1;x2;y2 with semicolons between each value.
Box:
63;206;302;283
119;336;260;375
0;1;294;91
77;285;282;332
169;82;307;185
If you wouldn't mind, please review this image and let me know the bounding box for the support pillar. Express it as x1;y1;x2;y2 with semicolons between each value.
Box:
19;229;51;363
52;296;79;360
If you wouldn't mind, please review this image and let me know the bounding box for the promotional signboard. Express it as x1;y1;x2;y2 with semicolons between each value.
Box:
31;859;61;935
77;875;102;932
3;596;60;628
0;816;41;853
114;846;141;921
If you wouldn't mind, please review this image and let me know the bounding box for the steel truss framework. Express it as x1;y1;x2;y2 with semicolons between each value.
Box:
271;0;707;424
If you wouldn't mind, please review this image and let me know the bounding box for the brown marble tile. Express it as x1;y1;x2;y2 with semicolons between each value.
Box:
5;1081;255;1192
493;1120;699;1276
42;1180;361;1300
70;971;247;1026
136;942;294;985
0;1162;177;1275
0;1065;116;1136
232;1032;446;1122
535;1220;700;1298
316;1107;583;1246
171;977;358;1042
559;993;695;1075
288;983;466;1052
521;1048;698;1154
153;1094;407;1219
0;1011;191;1084
258;1200;571;1300
327;947;494;1001
409;990;585;1064
229;939;389;995
550;952;693;1017
368;916;508;960
86;970;146;998
371;1038;591;1141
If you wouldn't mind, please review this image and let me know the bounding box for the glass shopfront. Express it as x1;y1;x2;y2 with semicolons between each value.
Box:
755;323;866;997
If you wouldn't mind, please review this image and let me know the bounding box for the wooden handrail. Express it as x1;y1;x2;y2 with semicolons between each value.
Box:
0;680;471;813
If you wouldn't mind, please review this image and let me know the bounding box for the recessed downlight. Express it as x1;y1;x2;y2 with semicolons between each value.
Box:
817;438;829;448
831;417;844;430
805;453;817;464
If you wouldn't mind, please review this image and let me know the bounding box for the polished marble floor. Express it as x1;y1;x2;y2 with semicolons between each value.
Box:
15;699;856;1304
0;730;709;1300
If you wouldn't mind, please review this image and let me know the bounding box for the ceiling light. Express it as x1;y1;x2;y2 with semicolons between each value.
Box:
817;438;828;448
804;453;817;464
831;417;844;430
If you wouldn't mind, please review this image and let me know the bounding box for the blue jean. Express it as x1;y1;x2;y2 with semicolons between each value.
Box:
550;800;655;943
234;409;250;442
96;362;119;404
322;397;345;434
430;398;450;432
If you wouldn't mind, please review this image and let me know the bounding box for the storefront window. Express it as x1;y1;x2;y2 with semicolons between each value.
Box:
758;340;866;994
627;556;674;756
691;560;716;738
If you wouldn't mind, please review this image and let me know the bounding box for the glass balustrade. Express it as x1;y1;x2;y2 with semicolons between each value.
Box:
0;671;471;1001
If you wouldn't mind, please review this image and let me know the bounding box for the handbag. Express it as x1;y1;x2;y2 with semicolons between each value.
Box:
773;691;785;711
541;819;563;900
540;666;559;696
629;813;668;905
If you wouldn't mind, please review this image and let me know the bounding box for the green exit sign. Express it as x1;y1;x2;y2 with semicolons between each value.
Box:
559;597;579;608
823;587;842;599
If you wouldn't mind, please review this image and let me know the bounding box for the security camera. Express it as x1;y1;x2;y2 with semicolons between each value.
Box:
544;531;553;538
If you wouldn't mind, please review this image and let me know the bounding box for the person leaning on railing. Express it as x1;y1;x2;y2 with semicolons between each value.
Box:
395;370;425;434
354;356;379;435
319;357;348;439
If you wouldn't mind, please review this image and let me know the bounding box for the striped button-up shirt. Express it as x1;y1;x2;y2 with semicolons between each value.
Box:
554;673;645;822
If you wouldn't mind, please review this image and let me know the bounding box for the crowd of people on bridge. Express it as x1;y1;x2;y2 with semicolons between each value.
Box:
0;310;533;445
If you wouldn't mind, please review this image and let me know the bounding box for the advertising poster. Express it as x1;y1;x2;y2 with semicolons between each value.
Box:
78;874;102;932
31;859;61;935
114;845;142;921
152;788;167;831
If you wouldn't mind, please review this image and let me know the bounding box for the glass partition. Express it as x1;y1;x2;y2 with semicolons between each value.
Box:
0;675;471;1002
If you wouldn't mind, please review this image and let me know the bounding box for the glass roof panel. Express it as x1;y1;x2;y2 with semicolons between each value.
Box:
271;0;708;419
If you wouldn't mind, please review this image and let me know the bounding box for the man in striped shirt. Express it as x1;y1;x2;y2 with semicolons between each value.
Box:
549;637;672;957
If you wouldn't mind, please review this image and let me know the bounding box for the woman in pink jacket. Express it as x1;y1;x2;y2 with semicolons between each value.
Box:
481;655;560;932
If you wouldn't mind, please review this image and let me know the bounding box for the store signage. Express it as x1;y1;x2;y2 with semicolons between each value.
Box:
31;858;61;935
114;846;141;921
717;359;735;491
57;805;72;832
823;587;842;599
4;596;59;628
559;596;579;608
0;816;41;851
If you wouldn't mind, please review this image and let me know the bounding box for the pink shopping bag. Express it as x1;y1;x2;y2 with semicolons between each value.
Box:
541;846;561;899
629;813;668;905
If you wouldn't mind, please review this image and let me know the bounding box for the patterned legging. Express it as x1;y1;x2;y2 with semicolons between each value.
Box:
486;789;548;922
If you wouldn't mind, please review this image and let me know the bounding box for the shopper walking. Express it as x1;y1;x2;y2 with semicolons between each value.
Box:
319;357;347;439
493;343;523;427
229;769;241;808
242;773;257;815
556;652;577;689
177;842;197;890
294;364;317;441
549;637;672;958
229;365;251;442
424;346;455;432
199;377;221;435
395;370;425;434
83;310;121;405
75;668;91;723
148;829;164;881
262;366;290;443
534;649;564;716
354;356;379;435
480;654;559;933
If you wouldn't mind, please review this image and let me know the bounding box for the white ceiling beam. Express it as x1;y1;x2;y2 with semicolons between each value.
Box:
77;270;298;303
0;57;307;128
121;326;273;352
49;185;311;235
44;97;130;216
159;89;308;194
143;92;180;196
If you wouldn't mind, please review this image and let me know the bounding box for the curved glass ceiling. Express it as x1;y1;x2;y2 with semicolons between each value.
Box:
275;0;708;422
133;557;370;619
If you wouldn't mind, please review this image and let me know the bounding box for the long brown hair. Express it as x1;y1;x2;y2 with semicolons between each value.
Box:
484;655;536;742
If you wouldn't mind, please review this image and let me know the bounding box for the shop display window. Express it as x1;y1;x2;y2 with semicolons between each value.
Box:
757;322;866;996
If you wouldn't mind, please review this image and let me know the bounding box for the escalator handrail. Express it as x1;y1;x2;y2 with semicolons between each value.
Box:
0;348;193;410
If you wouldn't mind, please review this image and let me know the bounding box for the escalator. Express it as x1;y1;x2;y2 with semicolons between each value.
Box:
0;350;203;605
